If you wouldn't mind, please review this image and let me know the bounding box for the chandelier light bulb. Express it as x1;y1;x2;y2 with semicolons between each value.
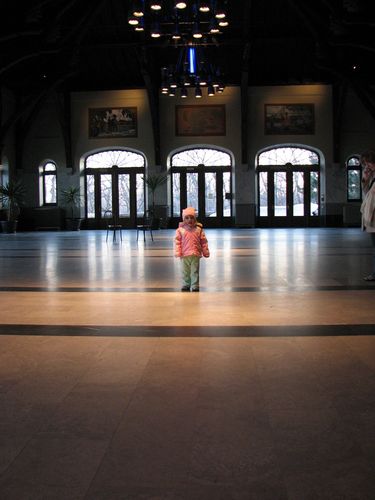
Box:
207;85;215;96
150;20;161;37
195;86;203;98
199;2;210;13
135;17;145;30
150;1;162;10
132;0;144;17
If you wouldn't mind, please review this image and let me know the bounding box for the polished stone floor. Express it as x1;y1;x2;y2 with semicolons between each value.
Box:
1;227;375;499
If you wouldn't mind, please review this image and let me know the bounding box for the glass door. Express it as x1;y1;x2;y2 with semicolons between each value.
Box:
118;173;130;217
256;147;320;228
257;167;320;227
171;167;232;227
205;172;217;217
85;169;144;228
170;148;232;227
186;172;199;209
84;150;146;229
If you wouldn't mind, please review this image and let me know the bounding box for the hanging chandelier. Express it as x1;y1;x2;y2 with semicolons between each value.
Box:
160;45;225;98
128;1;229;42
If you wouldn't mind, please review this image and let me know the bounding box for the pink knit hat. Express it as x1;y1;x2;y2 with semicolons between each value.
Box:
182;207;196;218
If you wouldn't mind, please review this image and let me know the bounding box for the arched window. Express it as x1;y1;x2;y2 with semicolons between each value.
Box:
170;147;232;226
346;155;361;201
84;149;146;228
258;147;319;166
41;162;57;205
171;148;231;167
256;146;320;227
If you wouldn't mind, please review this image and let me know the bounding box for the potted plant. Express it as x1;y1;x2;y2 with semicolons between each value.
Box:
143;173;167;228
60;185;83;230
0;180;26;233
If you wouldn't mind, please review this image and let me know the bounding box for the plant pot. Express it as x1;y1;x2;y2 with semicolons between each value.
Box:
0;220;18;233
65;218;82;231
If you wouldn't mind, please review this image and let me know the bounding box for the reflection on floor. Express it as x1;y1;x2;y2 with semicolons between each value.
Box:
0;228;375;499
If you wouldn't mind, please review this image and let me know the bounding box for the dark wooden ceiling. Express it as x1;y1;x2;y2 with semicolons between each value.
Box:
1;0;375;167
2;0;375;94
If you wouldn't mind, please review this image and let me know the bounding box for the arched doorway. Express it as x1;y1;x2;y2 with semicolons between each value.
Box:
256;146;320;227
170;147;233;227
84;149;146;228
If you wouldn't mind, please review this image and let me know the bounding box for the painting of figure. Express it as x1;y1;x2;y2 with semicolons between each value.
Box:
89;107;137;138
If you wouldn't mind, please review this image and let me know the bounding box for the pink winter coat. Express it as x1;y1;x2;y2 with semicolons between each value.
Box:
175;222;210;258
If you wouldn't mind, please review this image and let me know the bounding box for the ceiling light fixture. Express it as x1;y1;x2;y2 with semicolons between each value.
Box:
150;1;162;10
128;0;229;42
195;85;202;98
160;45;225;98
135;17;145;31
214;0;226;18
199;1;210;13
132;0;145;16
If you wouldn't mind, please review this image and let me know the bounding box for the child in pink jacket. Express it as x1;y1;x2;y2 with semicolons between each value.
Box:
174;207;210;292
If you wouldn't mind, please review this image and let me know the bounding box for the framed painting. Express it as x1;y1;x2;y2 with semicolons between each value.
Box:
89;107;137;138
264;104;315;135
176;105;226;136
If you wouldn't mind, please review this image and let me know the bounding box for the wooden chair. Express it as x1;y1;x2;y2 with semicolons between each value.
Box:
136;214;154;242
104;210;122;242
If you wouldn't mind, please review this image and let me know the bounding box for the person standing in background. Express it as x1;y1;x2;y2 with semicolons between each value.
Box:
360;149;375;280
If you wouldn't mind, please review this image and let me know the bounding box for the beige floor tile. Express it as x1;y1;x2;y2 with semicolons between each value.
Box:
1;228;375;498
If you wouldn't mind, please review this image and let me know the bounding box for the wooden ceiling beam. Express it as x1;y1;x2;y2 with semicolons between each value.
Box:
0;70;78;148
240;0;252;165
135;46;161;166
